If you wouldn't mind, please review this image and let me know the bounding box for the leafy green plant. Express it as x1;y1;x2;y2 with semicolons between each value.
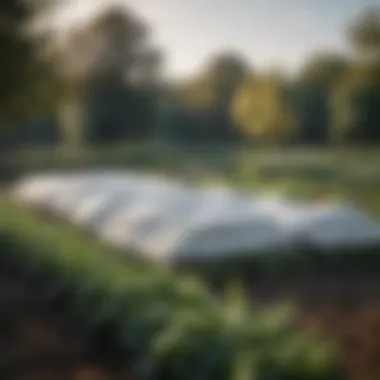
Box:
0;199;344;380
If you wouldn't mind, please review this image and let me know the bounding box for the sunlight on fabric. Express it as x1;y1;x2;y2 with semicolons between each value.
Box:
12;171;380;263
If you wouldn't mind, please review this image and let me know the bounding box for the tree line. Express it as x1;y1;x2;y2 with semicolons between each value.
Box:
1;1;380;149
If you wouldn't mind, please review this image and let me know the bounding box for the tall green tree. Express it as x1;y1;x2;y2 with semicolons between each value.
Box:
0;0;62;180
0;0;59;139
37;3;162;148
287;53;348;144
202;52;250;107
330;7;380;144
159;51;250;143
331;60;380;144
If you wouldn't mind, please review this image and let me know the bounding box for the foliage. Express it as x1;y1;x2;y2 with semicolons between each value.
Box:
284;54;348;145
0;0;61;132
4;3;380;148
155;8;380;147
84;80;158;143
0;199;342;380
297;53;348;87
156;52;250;144
232;74;297;143
331;61;380;143
31;2;162;147
347;6;380;57
200;51;250;107
40;4;159;85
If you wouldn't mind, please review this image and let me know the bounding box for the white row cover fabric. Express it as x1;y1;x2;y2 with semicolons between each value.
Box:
274;203;380;249
11;171;380;263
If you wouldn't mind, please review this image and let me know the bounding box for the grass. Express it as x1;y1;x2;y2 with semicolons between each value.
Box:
14;143;380;182
15;142;380;180
13;143;380;211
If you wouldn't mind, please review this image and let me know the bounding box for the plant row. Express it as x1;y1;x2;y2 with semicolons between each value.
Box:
0;200;344;380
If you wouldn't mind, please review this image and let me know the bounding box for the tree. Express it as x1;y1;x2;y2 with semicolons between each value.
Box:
329;7;380;144
177;52;249;110
36;3;162;147
0;0;63;180
161;51;250;144
232;73;297;144
287;53;348;144
347;6;380;59
202;52;250;107
0;0;59;136
331;61;380;143
298;53;348;86
83;10;162;143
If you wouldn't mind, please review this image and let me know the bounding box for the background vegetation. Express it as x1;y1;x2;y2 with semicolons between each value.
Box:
1;1;379;151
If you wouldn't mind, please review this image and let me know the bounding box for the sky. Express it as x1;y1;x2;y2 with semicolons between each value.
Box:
49;0;373;79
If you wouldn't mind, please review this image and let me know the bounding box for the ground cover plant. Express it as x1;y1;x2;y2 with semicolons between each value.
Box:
0;198;343;380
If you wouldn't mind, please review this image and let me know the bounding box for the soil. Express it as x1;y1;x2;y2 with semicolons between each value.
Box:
1;261;380;380
248;271;380;380
0;265;138;380
300;301;380;380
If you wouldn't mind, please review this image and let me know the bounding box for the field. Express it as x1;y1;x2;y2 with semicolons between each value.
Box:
13;143;380;215
2;144;380;379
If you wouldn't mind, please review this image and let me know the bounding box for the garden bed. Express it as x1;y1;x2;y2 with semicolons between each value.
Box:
0;199;343;380
3;199;380;379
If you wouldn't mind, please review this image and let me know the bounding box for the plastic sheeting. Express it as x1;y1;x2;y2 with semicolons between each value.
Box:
11;171;380;262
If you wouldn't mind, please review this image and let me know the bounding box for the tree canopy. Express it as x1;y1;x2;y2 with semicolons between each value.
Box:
232;73;296;143
3;2;380;148
348;6;380;58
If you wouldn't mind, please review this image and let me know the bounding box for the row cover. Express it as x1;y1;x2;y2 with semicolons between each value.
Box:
11;171;380;262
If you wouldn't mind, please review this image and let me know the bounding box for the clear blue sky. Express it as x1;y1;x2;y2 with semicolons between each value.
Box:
55;0;373;78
